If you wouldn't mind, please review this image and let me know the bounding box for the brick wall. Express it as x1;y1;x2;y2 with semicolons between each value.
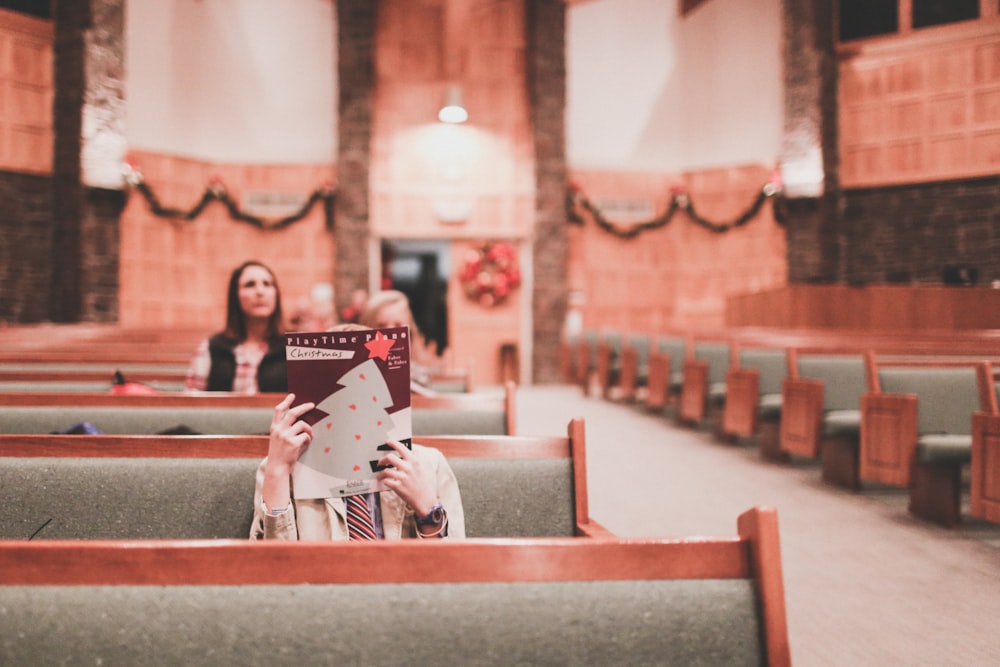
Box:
0;170;52;323
841;176;1000;285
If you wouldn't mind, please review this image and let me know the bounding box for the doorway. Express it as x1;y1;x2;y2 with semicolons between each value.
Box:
380;239;451;357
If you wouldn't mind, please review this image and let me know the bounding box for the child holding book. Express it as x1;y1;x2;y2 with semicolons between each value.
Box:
251;322;465;541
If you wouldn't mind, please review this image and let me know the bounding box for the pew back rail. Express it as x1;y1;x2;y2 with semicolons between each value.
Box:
0;382;517;436
0;507;790;667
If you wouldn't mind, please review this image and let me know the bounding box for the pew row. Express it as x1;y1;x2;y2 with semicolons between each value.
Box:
0;382;517;436
0;418;608;539
0;507;790;667
720;346;787;458
677;339;731;431
643;335;688;412
779;350;868;489
859;354;993;527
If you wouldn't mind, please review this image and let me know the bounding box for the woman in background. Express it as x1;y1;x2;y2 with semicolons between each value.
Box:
185;260;288;394
358;290;439;389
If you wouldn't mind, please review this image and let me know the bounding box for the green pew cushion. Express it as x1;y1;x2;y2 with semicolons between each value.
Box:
449;457;575;537
798;356;866;412
412;409;507;436
822;409;861;439
2;457;258;540
0;456;580;540
915;434;973;464
878;367;978;435
757;393;783;420
0;579;765;666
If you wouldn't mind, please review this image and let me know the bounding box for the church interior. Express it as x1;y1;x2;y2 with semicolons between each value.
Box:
1;1;999;664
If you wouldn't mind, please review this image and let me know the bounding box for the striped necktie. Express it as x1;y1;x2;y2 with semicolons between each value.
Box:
345;493;378;541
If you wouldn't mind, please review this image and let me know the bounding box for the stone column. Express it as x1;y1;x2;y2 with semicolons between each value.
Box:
781;0;841;283
526;0;568;384
51;0;126;322
334;0;377;316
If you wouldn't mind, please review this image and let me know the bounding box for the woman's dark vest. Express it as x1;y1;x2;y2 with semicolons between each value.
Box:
205;333;287;392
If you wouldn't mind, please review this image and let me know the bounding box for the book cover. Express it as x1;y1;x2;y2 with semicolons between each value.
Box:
285;326;411;499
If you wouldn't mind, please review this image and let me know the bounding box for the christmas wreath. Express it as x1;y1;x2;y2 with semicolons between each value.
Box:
459;241;521;307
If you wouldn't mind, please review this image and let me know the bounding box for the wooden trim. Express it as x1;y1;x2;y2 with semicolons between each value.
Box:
738;507;792;667
0;507;783;587
0;432;572;460
0;536;751;585
0;434;269;458
0;386;514;413
0;391;282;407
0;369;187;383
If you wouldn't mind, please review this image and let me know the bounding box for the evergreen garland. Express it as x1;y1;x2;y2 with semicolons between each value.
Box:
124;166;335;231
566;180;785;238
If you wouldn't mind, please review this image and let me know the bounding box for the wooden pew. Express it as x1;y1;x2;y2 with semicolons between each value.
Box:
971;361;1000;525
0;382;518;436
575;329;599;393
0;507;790;667
0;417;602;539
720;345;788;457
779;348;868;489
643;334;688;412
676;338;732;431
593;329;623;399
614;333;650;403
859;353;993;527
559;332;579;383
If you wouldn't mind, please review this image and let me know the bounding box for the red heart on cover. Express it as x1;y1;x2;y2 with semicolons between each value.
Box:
349;404;357;411
372;395;377;402
353;465;361;472
377;420;382;426
326;423;332;429
359;373;366;380
324;447;331;454
355;434;361;440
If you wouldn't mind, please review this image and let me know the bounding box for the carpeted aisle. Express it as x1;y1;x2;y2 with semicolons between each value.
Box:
515;384;1000;667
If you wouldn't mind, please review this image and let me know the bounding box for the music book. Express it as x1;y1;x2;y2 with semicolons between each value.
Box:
285;326;412;499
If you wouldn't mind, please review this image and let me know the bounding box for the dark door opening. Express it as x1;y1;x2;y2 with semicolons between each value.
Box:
381;239;450;357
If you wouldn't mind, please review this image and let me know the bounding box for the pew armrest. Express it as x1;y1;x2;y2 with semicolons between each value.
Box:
859;392;918;487
780;378;824;458
722;368;760;438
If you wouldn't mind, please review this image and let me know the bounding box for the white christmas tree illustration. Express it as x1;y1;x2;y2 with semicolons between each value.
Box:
297;359;396;480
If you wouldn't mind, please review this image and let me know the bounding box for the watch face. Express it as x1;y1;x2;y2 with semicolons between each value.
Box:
418;504;445;525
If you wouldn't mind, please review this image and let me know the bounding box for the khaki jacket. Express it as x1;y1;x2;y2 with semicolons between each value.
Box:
251;444;465;540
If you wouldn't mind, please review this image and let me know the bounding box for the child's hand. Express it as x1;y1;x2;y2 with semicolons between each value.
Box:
377;440;437;517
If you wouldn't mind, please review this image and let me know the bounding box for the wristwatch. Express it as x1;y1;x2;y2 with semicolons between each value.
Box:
415;503;446;527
